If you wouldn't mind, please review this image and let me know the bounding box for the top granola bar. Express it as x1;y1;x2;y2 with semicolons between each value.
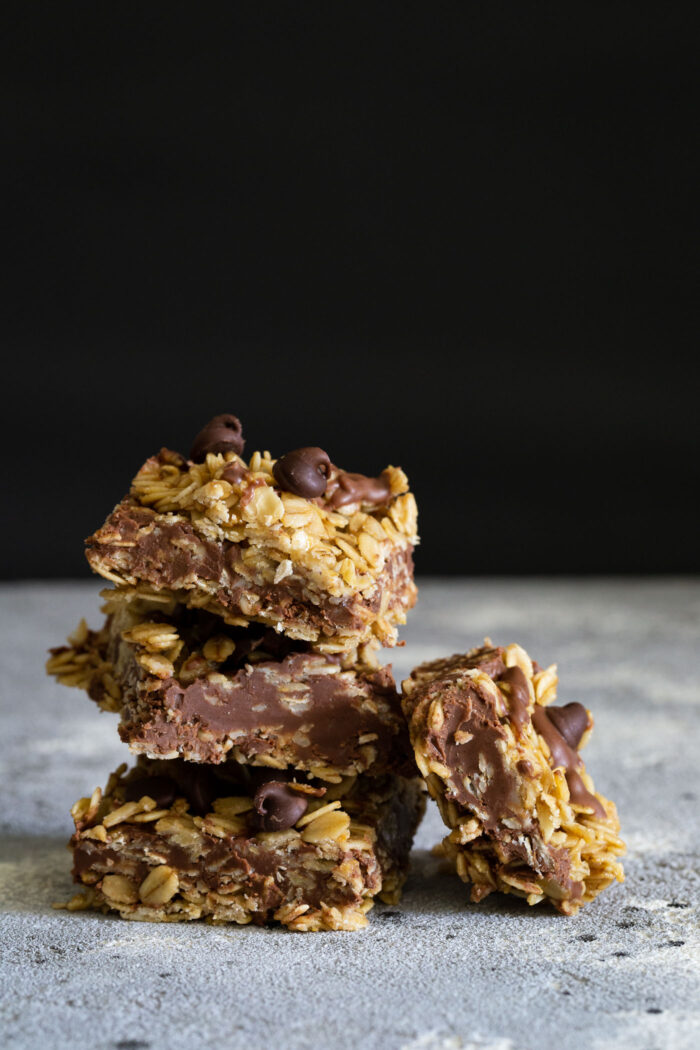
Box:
85;415;418;653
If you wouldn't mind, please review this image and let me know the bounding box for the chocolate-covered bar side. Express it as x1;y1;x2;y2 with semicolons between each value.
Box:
47;597;412;779
402;642;625;915
63;758;426;930
85;417;418;654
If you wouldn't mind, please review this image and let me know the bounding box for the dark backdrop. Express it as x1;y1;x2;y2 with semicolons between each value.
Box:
4;4;697;577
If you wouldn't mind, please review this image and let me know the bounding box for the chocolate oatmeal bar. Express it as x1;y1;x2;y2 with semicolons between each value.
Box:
47;597;411;779
402;643;625;914
85;416;418;653
65;758;425;930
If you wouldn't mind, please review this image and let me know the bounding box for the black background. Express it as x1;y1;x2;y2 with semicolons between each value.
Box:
4;4;697;578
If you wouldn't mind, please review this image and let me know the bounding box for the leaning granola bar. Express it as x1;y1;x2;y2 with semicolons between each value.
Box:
401;642;624;914
66;758;425;930
47;596;412;779
85;416;418;653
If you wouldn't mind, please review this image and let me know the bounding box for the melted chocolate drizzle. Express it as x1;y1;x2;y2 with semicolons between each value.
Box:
532;706;604;817
325;469;392;509
497;666;531;734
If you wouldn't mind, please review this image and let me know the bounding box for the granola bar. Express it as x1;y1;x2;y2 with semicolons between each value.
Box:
85;417;418;653
47;597;412;779
66;758;425;931
401;642;625;914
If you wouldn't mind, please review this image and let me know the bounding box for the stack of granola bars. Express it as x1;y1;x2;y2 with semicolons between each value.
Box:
48;413;626;926
47;414;425;930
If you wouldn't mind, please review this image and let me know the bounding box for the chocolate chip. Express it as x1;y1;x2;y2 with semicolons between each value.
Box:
252;781;308;831
180;765;219;816
272;447;331;498
125;775;177;809
190;414;245;462
545;702;591;750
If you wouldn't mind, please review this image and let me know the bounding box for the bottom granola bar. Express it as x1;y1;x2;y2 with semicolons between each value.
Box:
402;642;624;915
67;758;425;931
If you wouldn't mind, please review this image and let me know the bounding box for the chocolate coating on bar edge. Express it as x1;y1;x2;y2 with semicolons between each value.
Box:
252;781;309;831
428;676;519;833
497;666;530;733
532;706;604;817
190;414;245;462
272;447;331;498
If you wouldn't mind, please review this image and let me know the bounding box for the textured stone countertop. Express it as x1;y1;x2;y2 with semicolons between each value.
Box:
1;580;699;1050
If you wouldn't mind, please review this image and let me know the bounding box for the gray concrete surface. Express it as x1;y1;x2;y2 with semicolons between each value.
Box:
1;579;698;1050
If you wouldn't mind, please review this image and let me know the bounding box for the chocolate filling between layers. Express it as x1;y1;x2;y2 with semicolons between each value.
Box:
97;606;412;773
121;656;411;772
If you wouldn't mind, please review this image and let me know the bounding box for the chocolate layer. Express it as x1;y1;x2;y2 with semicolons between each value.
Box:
121;654;411;774
67;603;412;776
